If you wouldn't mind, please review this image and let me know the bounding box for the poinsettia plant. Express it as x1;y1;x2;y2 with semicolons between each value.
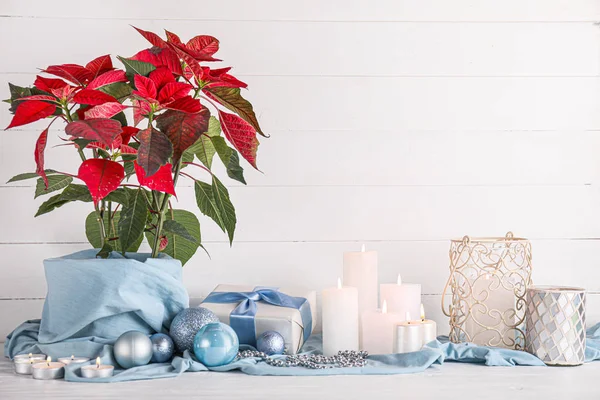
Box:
4;27;266;265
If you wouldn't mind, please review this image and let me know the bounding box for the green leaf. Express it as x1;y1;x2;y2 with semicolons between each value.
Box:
58;184;92;202
212;136;246;184
34;175;73;198
85;211;143;252
35;193;70;217
111;111;128;126
194;176;236;244
7;169;56;183
206;116;221;137
189;135;216;168
98;82;133;102
162;219;196;242
146;210;201;266
118;188;148;254
225;150;246;185
97;241;113;258
117;56;156;82
212;175;236;244
105;187;130;205
181;117;221;168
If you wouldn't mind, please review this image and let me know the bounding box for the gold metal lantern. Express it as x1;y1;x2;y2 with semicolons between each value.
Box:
442;232;533;349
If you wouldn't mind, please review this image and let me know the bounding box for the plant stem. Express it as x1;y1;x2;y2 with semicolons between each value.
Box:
150;159;183;257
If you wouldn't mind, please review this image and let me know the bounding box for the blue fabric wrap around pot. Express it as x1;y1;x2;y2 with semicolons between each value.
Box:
4;249;189;359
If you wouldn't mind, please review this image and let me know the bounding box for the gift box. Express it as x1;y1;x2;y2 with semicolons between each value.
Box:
200;284;317;354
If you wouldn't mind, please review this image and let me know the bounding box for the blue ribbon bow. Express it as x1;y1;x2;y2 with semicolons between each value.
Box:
203;287;313;348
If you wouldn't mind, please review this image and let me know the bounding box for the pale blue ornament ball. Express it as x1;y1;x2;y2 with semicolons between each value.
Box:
113;331;153;369
150;333;175;363
193;322;239;367
170;307;219;353
256;331;285;355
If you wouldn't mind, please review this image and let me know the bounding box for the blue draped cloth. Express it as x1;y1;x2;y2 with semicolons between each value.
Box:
6;322;600;382
202;287;312;347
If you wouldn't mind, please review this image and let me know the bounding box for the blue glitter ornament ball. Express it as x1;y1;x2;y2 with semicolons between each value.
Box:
193;322;239;367
256;331;285;355
150;333;175;363
170;307;219;353
113;331;153;369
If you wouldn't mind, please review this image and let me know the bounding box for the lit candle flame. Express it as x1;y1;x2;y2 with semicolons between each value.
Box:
420;303;425;320
382;300;388;314
47;356;51;366
28;353;32;358
71;355;74;360
485;273;490;280
96;357;101;368
361;244;365;252
397;274;402;285
405;311;411;323
337;277;342;289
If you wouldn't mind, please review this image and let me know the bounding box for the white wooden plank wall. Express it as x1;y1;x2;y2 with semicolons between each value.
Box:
0;0;599;340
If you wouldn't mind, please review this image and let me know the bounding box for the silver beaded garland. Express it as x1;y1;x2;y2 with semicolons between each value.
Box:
170;307;219;353
237;350;368;369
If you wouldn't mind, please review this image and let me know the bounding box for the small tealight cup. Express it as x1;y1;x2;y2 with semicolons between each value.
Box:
58;355;90;365
14;357;46;375
32;357;65;380
14;353;46;362
81;357;114;379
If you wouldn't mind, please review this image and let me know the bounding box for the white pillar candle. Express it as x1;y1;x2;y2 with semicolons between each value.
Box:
360;300;402;354
380;274;421;321
31;357;65;380
322;278;359;356
419;304;437;345
58;355;90;365
343;244;378;320
394;312;423;353
81;357;114;378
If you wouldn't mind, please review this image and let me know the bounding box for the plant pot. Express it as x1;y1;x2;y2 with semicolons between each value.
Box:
5;249;189;358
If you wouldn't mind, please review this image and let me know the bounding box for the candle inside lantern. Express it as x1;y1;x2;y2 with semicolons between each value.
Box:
380;274;421;321
360;300;403;354
31;357;65;380
322;278;359;356
81;357;115;379
394;312;423;353
419;304;437;345
343;244;378;339
13;354;46;375
465;272;516;346
58;355;90;365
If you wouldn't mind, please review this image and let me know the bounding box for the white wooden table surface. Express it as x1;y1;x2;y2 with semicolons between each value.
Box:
1;357;599;400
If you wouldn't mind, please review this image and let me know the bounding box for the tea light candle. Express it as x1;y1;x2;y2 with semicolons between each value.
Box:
380;274;421;321
394;312;423;353
31;357;65;380
14;355;46;375
343;244;378;321
419;304;437;345
360;300;403;354
322;278;359;356
58;355;90;365
14;353;46;362
81;357;114;379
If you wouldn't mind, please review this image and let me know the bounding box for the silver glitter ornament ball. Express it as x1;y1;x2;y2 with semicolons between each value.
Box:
256;330;285;355
113;331;153;369
170;307;219;353
150;333;175;363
